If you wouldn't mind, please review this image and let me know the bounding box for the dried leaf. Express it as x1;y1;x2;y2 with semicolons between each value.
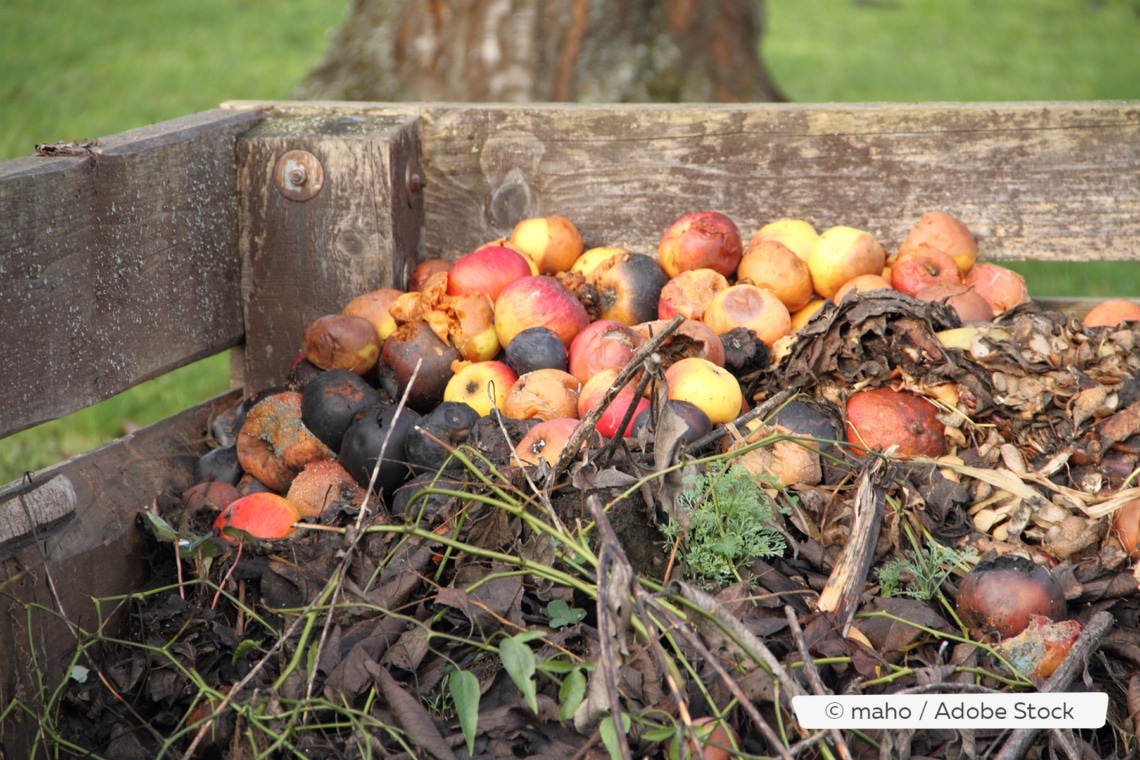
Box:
372;664;458;760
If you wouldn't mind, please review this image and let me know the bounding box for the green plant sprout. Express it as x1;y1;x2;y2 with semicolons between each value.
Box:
662;462;786;588
877;540;974;602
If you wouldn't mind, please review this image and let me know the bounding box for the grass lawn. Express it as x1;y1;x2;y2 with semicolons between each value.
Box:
2;0;1138;483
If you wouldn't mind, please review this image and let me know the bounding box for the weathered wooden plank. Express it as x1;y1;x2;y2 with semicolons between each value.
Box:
0;109;262;439
0;389;239;759
236;113;423;391
223;101;1140;265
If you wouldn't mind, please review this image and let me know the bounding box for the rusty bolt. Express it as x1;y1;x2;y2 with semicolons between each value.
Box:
274;150;323;201
405;161;425;206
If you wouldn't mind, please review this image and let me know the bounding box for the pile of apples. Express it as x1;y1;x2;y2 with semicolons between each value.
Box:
205;208;1140;539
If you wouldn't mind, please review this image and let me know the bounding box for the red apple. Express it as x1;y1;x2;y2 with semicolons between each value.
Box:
213;492;300;541
409;258;452;291
495;275;591;350
956;554;1066;638
898;211;977;276
576;368;649;438
657;212;743;279
963;262;1030;314
1083;298;1140;328
914;282;995;322
514;417;595;467
446;245;534;301
890;243;963;297
443;360;518;416
568;320;644;384
845;387;946;457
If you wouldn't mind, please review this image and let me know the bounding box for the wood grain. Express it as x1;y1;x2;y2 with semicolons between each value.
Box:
236;113;423;391
223;101;1140;265
0;109;262;438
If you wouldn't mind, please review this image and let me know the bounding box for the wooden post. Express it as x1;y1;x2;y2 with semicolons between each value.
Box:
236;113;424;392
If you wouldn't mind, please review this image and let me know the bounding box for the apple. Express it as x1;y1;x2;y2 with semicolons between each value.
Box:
576;367;649;438
963;262;1030;314
444;292;501;362
956;554;1066;637
1083;298;1140;328
443;360;518;416
514;417;595;467
510;216;584;274
587;251;670;325
748;218;819;261
845;387;946;457
503;368;581;421
1112;499;1140;557
446;245;534;301
914;282;994;322
342;288;402;341
737;238;814;312
301;314;382;375
664;357;743;425
701;283;792;348
807;226;887;300
377;319;460;413
568;319;644;384
571;246;629;277
494;275;591;350
285;460;365;518
409;258;452;291
657;268;730;321
898;211;977;276
890;243;963;297
236;391;335;493
636;318;726;368
832;273;892;304
657;211;743;279
213;492;300;541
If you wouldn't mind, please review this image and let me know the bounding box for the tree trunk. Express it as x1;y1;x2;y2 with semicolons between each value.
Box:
294;0;784;103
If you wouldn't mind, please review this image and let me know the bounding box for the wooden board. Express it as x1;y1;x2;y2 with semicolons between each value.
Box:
0;389;240;759
0;109;262;439
236;113;424;391
224;101;1140;265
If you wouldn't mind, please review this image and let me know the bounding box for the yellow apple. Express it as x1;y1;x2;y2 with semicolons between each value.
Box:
749;218;819;261
443;360;518;416
664;357;743;425
807;226;887;300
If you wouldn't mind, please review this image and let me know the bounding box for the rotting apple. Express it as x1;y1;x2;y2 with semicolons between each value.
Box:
897;211;978;276
832;273;893;304
571;246;629;277
568;319;644;384
301;314;382;375
575;367;648;438
300;369;383;453
404;401;482;474
963;262;1030;314
956;553;1066;638
509;216;584;274
657;211;743;279
236;391;334;493
664;357;743;425
444;292;501;362
409;258;452;291
1083;298;1140;328
720;326;770;376
213;492;299;541
443;360;517;416
494;275;591;351
890;243;963;297
342;288;403;341
636;318;726;368
1112;498;1140;557
702;283;792;348
790;298;828;331
845;386;946;457
377;319;460;413
181;481;241;513
446;245;534;302
586;251;669;325
285;460;365;518
514;417;596;467
737;238;814;312
914;282;994;323
503;325;569;375
748;217;819;261
338;402;422;493
630;399;712;448
807;225;887;300
995;615;1080;678
657;268;730;322
503;368;581;421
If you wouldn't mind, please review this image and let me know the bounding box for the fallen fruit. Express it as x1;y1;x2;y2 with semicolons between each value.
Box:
404;401;481;474
664;357;743;425
494;275;591;350
845;386;947;457
956;553;1066;638
914;281;995;323
1112;498;1140;557
808;225;887;300
408;258;452;291
338;402;422;492
300;369;383;452
995;615;1081;678
586;251;669;325
446;245;534;301
657;268;730;321
568;319;644;384
702;283;792;348
1083;298;1140;328
301;314;382;375
748;217;819;261
377;319;460;413
509;216;584;274
897;210;978;276
657;211;743;279
832;273;892;304
503;368;581;421
236;391;334;492
213;493;299;541
502;325;569;375
890;244;963;297
342;288;403;341
514;417;594;467
442;360;517;416
963;262;1030;314
285;460;365;518
737;238;814;312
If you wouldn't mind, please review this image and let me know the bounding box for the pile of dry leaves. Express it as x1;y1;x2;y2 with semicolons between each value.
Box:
55;294;1140;759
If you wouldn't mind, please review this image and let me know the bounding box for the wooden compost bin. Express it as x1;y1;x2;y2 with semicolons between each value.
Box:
1;101;1137;755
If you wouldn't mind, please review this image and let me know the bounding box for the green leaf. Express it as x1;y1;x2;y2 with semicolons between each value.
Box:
543;599;587;628
449;669;480;756
599;713;632;760
144;511;181;542
499;634;538;713
557;667;587;721
232;638;261;663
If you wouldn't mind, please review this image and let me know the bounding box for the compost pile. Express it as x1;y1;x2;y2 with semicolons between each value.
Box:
54;213;1140;760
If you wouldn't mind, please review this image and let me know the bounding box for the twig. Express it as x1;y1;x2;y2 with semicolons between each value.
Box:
784;606;852;760
684;387;797;455
992;610;1114;760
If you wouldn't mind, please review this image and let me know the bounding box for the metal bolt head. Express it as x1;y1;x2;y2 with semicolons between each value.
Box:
274;150;323;201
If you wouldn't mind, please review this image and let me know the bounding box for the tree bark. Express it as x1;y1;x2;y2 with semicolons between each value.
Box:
294;0;784;103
